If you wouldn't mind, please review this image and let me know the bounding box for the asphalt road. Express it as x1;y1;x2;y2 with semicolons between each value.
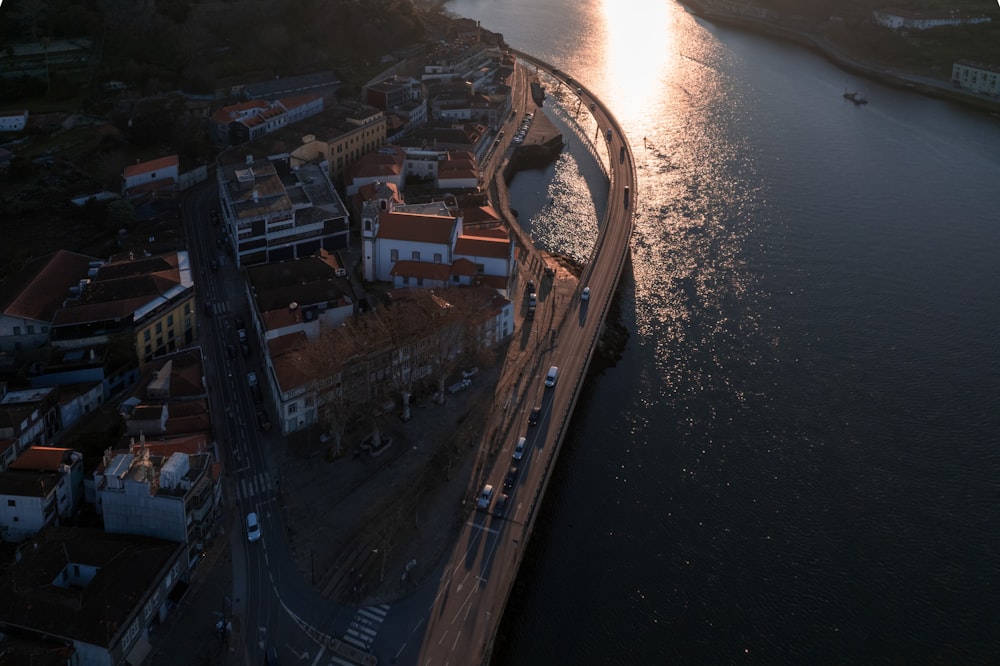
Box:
381;53;638;666
176;48;635;666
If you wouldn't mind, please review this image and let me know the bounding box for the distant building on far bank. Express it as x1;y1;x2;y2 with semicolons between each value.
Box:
951;60;1000;96
0;110;28;132
873;8;991;30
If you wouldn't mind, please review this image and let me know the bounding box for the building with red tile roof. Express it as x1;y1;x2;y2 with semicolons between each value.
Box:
122;155;179;197
0;249;100;353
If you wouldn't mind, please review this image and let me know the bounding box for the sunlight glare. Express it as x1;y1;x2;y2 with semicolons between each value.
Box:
599;0;676;119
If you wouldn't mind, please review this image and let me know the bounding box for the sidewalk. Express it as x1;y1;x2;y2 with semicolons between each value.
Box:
147;509;239;666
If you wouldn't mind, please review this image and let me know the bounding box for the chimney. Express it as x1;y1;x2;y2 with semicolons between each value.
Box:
252;189;259;203
246;154;254;165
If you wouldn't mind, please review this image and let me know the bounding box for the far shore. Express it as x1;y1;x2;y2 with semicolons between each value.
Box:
678;0;1000;115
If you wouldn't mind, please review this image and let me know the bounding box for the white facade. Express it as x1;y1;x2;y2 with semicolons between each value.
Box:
0;110;28;132
952;61;1000;96
873;10;991;30
122;155;179;195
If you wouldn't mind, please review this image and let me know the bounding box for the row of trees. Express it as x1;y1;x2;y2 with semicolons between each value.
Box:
298;288;497;457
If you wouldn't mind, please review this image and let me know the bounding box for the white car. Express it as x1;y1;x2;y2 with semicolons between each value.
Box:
477;484;494;510
513;436;527;461
246;512;261;542
581;286;590;301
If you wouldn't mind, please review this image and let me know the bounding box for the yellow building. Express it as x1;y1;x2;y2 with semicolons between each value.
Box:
290;101;387;183
50;251;197;368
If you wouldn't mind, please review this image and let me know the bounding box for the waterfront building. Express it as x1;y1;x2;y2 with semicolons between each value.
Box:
951;60;1000;96
873;8;991;30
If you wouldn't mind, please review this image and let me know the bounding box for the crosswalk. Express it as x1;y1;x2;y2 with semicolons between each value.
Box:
341;604;390;653
204;300;230;316
236;472;273;501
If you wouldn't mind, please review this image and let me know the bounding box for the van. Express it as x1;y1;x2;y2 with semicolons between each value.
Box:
545;365;559;388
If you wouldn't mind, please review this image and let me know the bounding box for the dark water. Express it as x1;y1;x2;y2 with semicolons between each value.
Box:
448;0;1000;662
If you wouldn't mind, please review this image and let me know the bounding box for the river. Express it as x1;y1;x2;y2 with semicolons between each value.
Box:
446;0;1000;662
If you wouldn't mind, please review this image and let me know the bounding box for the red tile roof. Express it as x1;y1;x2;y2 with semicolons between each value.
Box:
123;154;178;179
377;211;457;244
9;447;75;471
454;234;510;259
1;249;99;321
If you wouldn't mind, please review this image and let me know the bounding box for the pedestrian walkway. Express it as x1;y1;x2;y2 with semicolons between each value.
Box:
236;470;274;501
341;603;391;653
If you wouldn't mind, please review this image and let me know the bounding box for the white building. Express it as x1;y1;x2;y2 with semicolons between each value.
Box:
96;440;219;562
0;109;28;132
951;60;1000;96
0;447;83;542
873;9;991;30
122;154;179;197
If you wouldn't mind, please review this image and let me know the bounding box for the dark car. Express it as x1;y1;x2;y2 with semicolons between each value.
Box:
226;343;236;358
528;405;541;426
493;493;509;518
257;409;271;431
209;258;218;271
503;465;519;491
526;279;535;292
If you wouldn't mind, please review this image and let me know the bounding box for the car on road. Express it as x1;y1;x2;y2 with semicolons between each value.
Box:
226;343;236;358
528;405;542;426
581;286;590;301
209;258;218;271
513;436;526;461
246;512;261;542
493;493;509;518
528;292;537;307
257;409;271;431
526;279;535;292
503;465;519;491
545;365;559;388
477;484;494;510
247;371;258;387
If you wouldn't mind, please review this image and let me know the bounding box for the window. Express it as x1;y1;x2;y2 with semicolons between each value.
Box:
12;326;20;335
434;253;442;263
167;314;174;327
27;325;34;334
390;249;399;262
411;251;420;261
417;278;424;287
6;500;14;507
288;403;297;414
155;322;163;334
144;330;151;341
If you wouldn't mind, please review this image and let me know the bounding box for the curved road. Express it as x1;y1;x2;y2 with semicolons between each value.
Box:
383;53;637;666
182;49;635;666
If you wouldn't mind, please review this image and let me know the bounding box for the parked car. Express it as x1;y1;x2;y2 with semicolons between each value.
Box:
247;371;258;387
246;512;261;542
477;484;494;510
257;409;271;431
582;286;590;301
528;405;542;426
513;436;526;461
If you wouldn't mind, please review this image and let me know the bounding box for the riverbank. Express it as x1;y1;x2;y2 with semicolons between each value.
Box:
679;0;1000;114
